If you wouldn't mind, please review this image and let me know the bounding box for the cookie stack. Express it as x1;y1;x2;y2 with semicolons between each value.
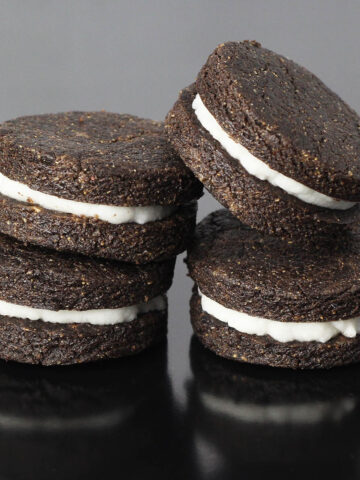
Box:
0;112;202;365
166;41;360;369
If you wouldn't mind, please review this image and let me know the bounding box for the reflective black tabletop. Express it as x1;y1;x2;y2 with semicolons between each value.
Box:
1;256;360;480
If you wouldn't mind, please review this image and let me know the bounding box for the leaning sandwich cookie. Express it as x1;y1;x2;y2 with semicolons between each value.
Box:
166;41;360;239
0;233;175;365
0;111;202;263
187;210;360;369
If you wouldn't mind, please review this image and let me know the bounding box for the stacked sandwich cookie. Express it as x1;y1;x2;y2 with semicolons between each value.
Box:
0;111;202;263
0;234;174;365
0;112;202;365
166;41;360;240
166;41;360;369
187;210;360;369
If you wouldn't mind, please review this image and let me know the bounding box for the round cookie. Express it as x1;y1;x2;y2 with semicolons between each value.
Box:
187;210;360;369
0;233;175;365
0;111;202;263
166;41;360;239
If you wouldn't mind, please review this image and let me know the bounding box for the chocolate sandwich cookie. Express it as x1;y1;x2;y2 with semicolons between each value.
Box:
0;111;202;263
187;210;360;369
166;41;360;239
0;233;175;365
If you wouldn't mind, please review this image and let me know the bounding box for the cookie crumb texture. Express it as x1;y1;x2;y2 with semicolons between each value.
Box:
0;111;202;206
0;232;175;310
196;41;360;200
0;308;167;366
0;233;174;365
0;196;198;263
166;85;359;240
190;292;360;370
0;111;202;262
187;210;360;324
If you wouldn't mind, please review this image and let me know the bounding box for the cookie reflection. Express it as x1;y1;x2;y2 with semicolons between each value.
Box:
0;345;174;480
187;337;360;479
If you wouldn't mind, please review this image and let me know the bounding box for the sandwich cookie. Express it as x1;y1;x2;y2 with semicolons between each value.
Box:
0;233;175;365
187;210;360;369
166;41;360;239
0;111;202;263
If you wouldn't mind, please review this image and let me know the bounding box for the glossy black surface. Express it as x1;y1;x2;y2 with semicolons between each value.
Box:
2;277;360;480
0;346;178;480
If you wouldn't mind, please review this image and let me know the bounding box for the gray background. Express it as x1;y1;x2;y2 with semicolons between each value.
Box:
0;0;359;400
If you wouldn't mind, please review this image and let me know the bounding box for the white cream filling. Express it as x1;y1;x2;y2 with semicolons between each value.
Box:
0;172;174;224
0;295;166;326
199;290;360;343
192;94;356;210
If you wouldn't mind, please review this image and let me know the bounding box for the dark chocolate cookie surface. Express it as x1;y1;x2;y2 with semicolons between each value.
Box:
0;111;202;262
0;111;202;205
196;41;360;200
0;307;167;366
166;84;360;239
0;233;173;365
0;196;197;264
187;210;360;323
190;291;360;369
0;232;175;310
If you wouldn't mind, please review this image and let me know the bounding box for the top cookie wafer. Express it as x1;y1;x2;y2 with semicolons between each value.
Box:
0;111;201;205
196;41;360;200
